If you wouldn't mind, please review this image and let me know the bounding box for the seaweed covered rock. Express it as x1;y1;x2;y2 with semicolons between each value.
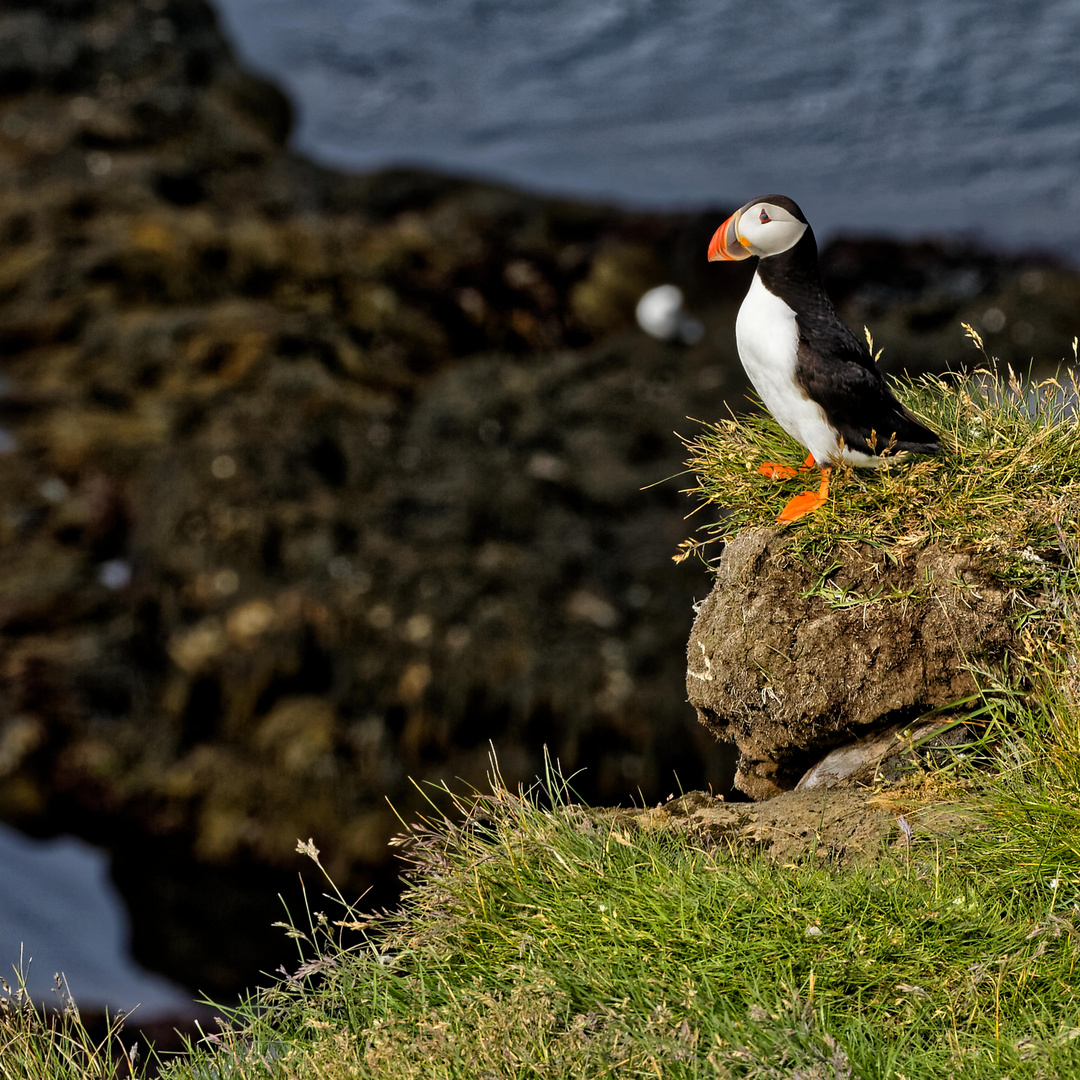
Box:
686;528;1018;799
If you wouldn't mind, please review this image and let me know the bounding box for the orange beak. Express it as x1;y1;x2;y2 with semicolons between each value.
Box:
708;210;752;261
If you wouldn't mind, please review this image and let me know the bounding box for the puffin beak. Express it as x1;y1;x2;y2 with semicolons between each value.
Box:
708;210;751;262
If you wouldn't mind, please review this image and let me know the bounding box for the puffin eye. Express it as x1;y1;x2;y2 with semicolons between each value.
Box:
759;209;771;224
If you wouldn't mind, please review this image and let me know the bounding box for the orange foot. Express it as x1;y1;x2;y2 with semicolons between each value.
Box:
777;466;831;524
757;453;815;481
758;461;798;479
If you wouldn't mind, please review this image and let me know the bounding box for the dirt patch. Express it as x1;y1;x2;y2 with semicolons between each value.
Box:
686;528;1017;799
618;787;972;866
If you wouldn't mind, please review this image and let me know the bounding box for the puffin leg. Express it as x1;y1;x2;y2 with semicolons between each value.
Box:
777;466;831;523
757;453;815;481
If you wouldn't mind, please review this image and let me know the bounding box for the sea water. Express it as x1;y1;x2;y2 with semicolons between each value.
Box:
211;0;1080;259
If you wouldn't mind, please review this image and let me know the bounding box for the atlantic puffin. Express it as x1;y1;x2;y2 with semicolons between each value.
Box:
708;195;940;522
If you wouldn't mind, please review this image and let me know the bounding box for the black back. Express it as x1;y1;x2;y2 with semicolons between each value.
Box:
757;227;940;456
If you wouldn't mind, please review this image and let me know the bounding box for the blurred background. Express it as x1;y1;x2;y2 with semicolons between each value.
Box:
0;0;1077;1048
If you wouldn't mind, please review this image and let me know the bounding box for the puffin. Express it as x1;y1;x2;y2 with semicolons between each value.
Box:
708;195;940;522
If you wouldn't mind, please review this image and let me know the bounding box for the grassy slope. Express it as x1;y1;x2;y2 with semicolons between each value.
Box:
183;729;1080;1080
8;739;1080;1080
5;350;1080;1080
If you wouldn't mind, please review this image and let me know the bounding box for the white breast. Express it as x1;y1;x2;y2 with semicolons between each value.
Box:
735;273;843;465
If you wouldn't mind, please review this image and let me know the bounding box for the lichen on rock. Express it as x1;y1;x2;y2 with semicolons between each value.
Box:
686;527;1018;799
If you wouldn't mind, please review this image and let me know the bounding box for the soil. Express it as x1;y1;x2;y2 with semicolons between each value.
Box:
686;528;1018;799
620;787;974;867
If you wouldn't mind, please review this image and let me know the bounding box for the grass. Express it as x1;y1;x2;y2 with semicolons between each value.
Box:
54;721;1080;1080
677;330;1080;594
6;692;1080;1079
965;600;1080;898
6;334;1080;1079
0;974;137;1080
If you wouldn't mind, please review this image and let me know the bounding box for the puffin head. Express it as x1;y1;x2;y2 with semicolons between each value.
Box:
707;195;809;262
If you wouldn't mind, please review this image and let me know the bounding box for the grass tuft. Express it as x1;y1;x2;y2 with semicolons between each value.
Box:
963;592;1080;901
129;751;1080;1078
0;970;137;1080
679;348;1080;595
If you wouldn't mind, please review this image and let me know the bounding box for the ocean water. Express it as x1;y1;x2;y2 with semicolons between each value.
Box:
0;824;191;1017
211;0;1080;259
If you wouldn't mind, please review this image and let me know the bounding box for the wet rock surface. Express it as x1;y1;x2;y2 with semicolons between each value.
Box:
1;0;1077;995
686;529;1018;800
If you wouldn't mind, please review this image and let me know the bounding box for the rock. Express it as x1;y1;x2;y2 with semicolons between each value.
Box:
635;284;704;345
794;720;971;791
0;0;741;938
686;528;1017;799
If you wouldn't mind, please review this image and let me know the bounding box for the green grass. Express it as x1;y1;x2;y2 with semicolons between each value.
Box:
134;735;1080;1079
0;976;136;1080
678;332;1080;594
964;598;1080;899
7;693;1080;1079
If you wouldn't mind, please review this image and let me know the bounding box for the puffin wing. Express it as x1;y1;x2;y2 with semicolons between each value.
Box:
794;317;940;456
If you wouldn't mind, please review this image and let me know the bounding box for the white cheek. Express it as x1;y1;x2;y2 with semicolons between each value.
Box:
744;219;806;257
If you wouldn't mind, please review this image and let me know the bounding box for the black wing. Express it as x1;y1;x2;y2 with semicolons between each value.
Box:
794;312;940;456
